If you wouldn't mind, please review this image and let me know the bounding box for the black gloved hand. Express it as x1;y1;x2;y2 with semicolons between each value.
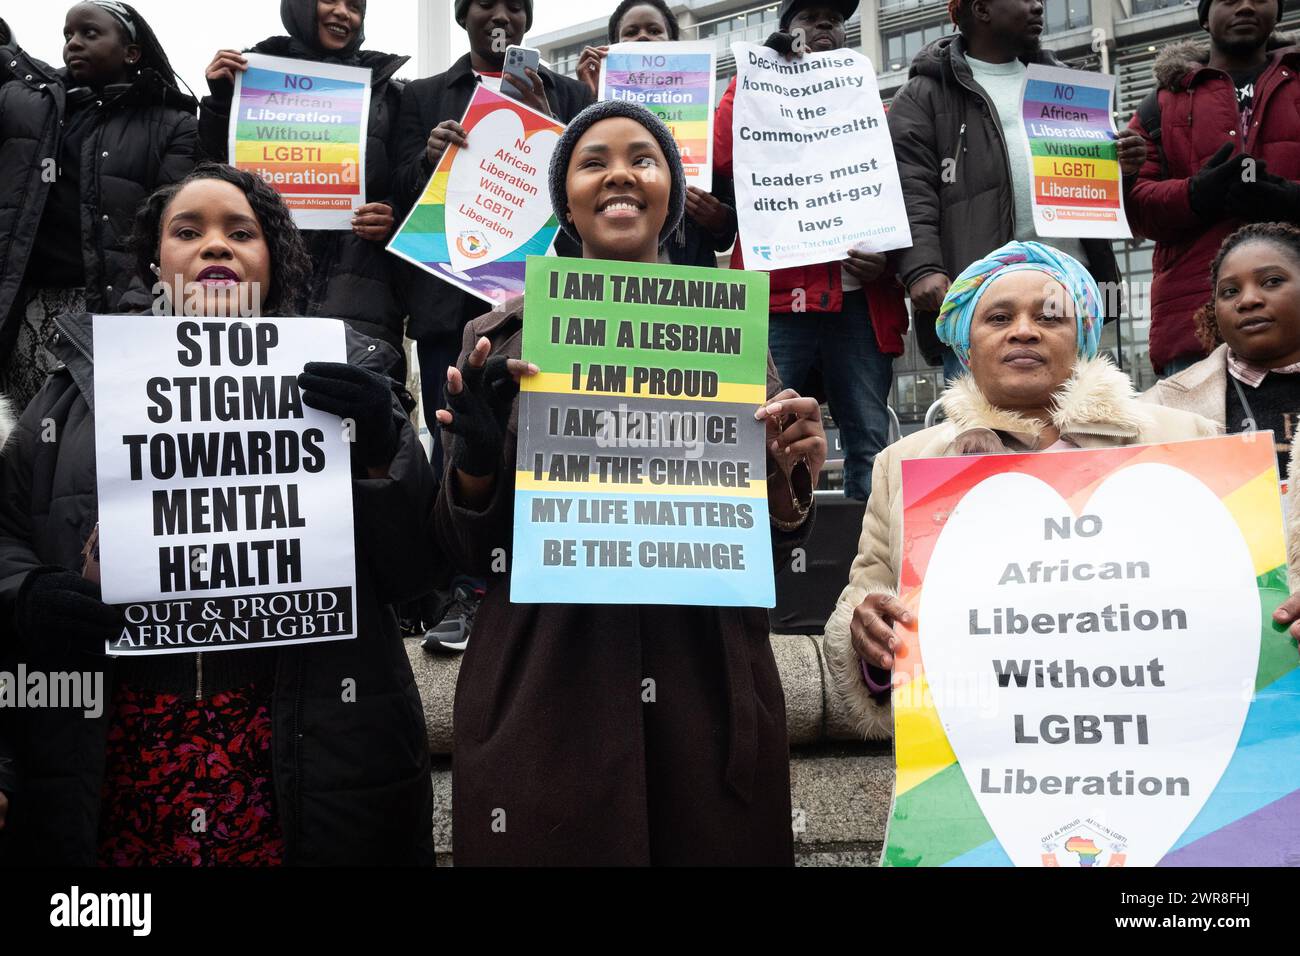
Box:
1189;143;1246;222
14;568;122;657
442;354;520;478
298;361;400;468
763;31;797;57
1227;159;1300;223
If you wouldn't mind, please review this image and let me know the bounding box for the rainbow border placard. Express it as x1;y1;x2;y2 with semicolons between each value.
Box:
230;53;371;231
600;41;717;190
1020;63;1131;240
884;433;1295;866
386;86;564;305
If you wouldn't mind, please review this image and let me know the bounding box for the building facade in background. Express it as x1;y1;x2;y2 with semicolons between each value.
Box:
532;0;1298;423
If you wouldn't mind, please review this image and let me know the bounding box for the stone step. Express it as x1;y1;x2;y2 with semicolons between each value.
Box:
428;748;895;866
406;631;871;754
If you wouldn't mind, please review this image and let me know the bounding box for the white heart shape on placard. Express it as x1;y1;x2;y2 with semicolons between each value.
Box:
918;462;1259;867
444;107;559;273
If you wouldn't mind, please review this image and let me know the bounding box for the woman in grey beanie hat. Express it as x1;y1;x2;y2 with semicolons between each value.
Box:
432;96;828;866
548;100;687;251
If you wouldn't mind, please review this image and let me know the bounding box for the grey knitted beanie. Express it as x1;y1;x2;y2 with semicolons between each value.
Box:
548;100;687;247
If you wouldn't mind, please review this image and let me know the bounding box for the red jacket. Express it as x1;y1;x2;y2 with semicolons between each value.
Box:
1127;36;1300;373
714;78;911;356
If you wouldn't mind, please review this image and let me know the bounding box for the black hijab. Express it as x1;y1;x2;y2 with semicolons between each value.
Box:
280;0;367;63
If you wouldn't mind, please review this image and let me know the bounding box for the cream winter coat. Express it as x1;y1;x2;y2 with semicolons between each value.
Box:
823;357;1221;740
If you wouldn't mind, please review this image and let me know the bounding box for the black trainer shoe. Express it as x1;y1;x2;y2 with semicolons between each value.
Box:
420;581;484;654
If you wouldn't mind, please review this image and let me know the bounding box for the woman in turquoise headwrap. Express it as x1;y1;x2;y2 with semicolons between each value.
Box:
820;241;1222;740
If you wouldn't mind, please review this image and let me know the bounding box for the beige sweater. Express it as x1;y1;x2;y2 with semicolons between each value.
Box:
823;357;1221;740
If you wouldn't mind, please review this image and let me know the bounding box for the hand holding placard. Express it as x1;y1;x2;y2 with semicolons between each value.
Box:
14;569;122;658
851;592;912;671
297;361;399;469
438;337;537;479
426;120;468;169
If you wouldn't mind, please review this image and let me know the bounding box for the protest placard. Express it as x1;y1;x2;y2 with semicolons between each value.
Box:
730;42;911;271
883;434;1297;866
599;41;717;189
511;256;774;607
230;52;372;230
387;86;564;305
1020;64;1131;239
92;316;358;656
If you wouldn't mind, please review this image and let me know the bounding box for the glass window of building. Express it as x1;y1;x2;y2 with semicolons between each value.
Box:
883;20;953;72
550;40;591;78
1043;0;1092;32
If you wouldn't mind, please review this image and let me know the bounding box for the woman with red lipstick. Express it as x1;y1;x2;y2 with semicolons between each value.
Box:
199;0;415;366
0;164;438;866
434;101;826;865
0;1;197;411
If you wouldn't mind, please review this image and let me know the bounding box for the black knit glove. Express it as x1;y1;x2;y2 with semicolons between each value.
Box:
442;355;519;478
1227;160;1300;224
1189;143;1246;222
14;569;122;657
298;361;400;468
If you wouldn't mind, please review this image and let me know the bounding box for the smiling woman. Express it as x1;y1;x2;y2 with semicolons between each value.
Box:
197;0;415;361
432;101;828;866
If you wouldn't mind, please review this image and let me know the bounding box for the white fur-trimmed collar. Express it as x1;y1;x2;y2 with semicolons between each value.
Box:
0;392;13;453
940;356;1149;446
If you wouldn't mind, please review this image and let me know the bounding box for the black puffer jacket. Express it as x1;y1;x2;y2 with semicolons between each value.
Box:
0;50;198;350
200;36;415;355
888;36;1122;357
392;54;594;339
0;313;438;866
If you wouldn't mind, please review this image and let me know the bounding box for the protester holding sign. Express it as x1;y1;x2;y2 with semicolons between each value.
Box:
1125;0;1300;376
887;0;1140;380
198;0;414;363
822;242;1219;739
570;0;738;270
392;0;592;651
714;0;910;502
0;164;437;866
392;0;591;467
0;2;198;411
434;102;825;865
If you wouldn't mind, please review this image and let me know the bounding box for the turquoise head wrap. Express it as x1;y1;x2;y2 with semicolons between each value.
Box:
935;241;1104;369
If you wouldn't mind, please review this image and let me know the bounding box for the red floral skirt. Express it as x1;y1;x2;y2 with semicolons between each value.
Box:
97;683;285;867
